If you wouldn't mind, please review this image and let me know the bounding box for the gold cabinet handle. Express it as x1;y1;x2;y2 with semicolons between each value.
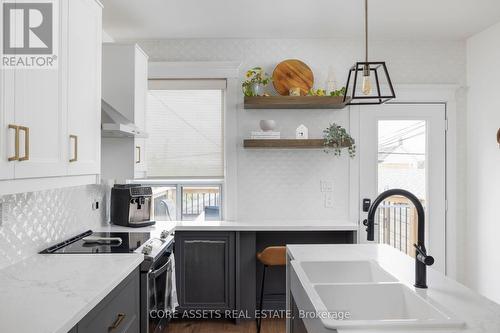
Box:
108;313;125;331
18;126;29;161
136;146;141;164
8;124;19;161
69;135;78;162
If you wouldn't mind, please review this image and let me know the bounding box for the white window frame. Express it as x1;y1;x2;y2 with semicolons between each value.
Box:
131;178;224;221
140;61;241;221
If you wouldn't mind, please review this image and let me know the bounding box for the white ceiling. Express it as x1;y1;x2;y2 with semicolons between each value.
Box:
102;0;500;41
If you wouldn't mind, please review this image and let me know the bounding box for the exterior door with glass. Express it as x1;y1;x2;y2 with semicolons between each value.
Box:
359;103;446;273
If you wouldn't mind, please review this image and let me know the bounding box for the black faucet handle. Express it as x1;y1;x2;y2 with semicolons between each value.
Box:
414;244;434;266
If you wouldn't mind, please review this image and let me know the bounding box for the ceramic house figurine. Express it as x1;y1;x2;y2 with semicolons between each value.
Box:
296;124;308;139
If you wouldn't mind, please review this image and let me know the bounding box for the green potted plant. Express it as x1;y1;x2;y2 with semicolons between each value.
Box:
306;87;346;97
329;87;347;97
323;123;356;158
242;67;271;97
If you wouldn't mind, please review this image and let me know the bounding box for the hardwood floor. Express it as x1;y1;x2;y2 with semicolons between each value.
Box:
168;319;286;333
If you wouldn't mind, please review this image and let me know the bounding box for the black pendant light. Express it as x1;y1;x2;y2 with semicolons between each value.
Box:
343;0;395;105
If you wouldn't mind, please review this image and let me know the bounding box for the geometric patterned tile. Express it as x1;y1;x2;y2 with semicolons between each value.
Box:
0;185;106;269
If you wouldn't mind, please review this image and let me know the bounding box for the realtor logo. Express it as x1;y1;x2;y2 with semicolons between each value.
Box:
1;0;58;69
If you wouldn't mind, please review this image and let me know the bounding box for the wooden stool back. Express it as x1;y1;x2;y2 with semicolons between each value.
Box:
256;246;286;266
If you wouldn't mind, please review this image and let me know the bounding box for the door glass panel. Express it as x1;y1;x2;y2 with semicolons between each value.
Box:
377;120;426;256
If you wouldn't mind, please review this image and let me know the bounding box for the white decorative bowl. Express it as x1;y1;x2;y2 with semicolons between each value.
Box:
259;120;276;132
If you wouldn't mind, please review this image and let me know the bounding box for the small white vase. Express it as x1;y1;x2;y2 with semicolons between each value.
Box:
259;120;276;132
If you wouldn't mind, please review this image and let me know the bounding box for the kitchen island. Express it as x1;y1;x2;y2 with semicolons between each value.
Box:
172;219;358;320
287;244;500;333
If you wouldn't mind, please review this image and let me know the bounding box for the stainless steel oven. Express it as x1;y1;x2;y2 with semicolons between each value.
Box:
144;250;173;332
139;237;175;333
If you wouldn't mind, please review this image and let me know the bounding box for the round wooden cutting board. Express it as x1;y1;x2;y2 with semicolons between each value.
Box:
272;59;314;96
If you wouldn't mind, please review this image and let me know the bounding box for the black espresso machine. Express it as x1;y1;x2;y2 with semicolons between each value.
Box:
110;184;156;227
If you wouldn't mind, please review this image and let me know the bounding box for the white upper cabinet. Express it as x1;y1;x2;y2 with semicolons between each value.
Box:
0;59;15;181
13;0;69;179
134;48;148;132
102;43;149;180
67;0;102;175
0;0;102;193
102;43;149;132
134;138;147;178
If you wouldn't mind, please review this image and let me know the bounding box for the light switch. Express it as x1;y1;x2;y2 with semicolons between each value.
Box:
320;180;333;192
324;193;334;208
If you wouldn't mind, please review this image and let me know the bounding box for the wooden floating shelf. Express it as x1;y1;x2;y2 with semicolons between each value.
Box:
244;96;351;109
244;139;351;149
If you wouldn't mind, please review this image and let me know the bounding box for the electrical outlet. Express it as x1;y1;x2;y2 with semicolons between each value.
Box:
324;192;334;208
320;180;333;192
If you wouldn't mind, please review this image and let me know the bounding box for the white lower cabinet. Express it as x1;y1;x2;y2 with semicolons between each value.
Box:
0;0;102;193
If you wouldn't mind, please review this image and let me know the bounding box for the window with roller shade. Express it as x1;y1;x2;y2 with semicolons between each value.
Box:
142;79;225;221
146;80;225;178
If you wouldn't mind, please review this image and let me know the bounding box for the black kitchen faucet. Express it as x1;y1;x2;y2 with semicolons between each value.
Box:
364;189;435;289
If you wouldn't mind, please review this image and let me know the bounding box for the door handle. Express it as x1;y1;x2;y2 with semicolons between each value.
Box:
8;124;19;161
69;135;78;162
150;257;172;278
18;126;29;161
136;146;141;164
108;313;125;331
363;198;371;212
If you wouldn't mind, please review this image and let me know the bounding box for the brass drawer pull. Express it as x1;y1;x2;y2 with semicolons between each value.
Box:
108;313;125;331
69;135;78;162
18;126;29;161
8;124;19;161
136;146;141;164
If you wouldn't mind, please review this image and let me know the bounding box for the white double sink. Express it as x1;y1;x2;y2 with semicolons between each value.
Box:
291;260;464;330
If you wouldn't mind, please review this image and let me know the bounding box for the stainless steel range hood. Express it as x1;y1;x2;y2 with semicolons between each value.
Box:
101;100;148;138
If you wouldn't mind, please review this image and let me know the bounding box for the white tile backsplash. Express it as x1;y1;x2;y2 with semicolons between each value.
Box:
0;185;106;269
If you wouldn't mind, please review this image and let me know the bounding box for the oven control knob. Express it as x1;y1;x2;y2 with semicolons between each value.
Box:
160;230;169;239
142;243;153;255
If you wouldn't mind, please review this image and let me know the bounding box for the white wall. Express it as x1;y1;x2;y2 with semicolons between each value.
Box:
466;22;500;304
138;38;466;223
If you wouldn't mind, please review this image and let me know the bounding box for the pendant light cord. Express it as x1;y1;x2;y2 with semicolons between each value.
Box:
365;0;368;63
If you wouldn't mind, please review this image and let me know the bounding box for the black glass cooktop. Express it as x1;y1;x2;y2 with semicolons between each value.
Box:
40;230;151;254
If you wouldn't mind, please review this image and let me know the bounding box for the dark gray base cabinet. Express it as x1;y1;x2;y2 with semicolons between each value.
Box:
69;268;140;333
175;231;236;312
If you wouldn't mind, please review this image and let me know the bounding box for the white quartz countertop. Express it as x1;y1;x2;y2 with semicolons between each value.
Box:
0;253;144;333
287;244;500;333
94;220;357;232
174;220;358;231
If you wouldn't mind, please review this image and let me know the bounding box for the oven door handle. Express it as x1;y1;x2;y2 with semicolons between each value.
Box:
150;257;171;279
